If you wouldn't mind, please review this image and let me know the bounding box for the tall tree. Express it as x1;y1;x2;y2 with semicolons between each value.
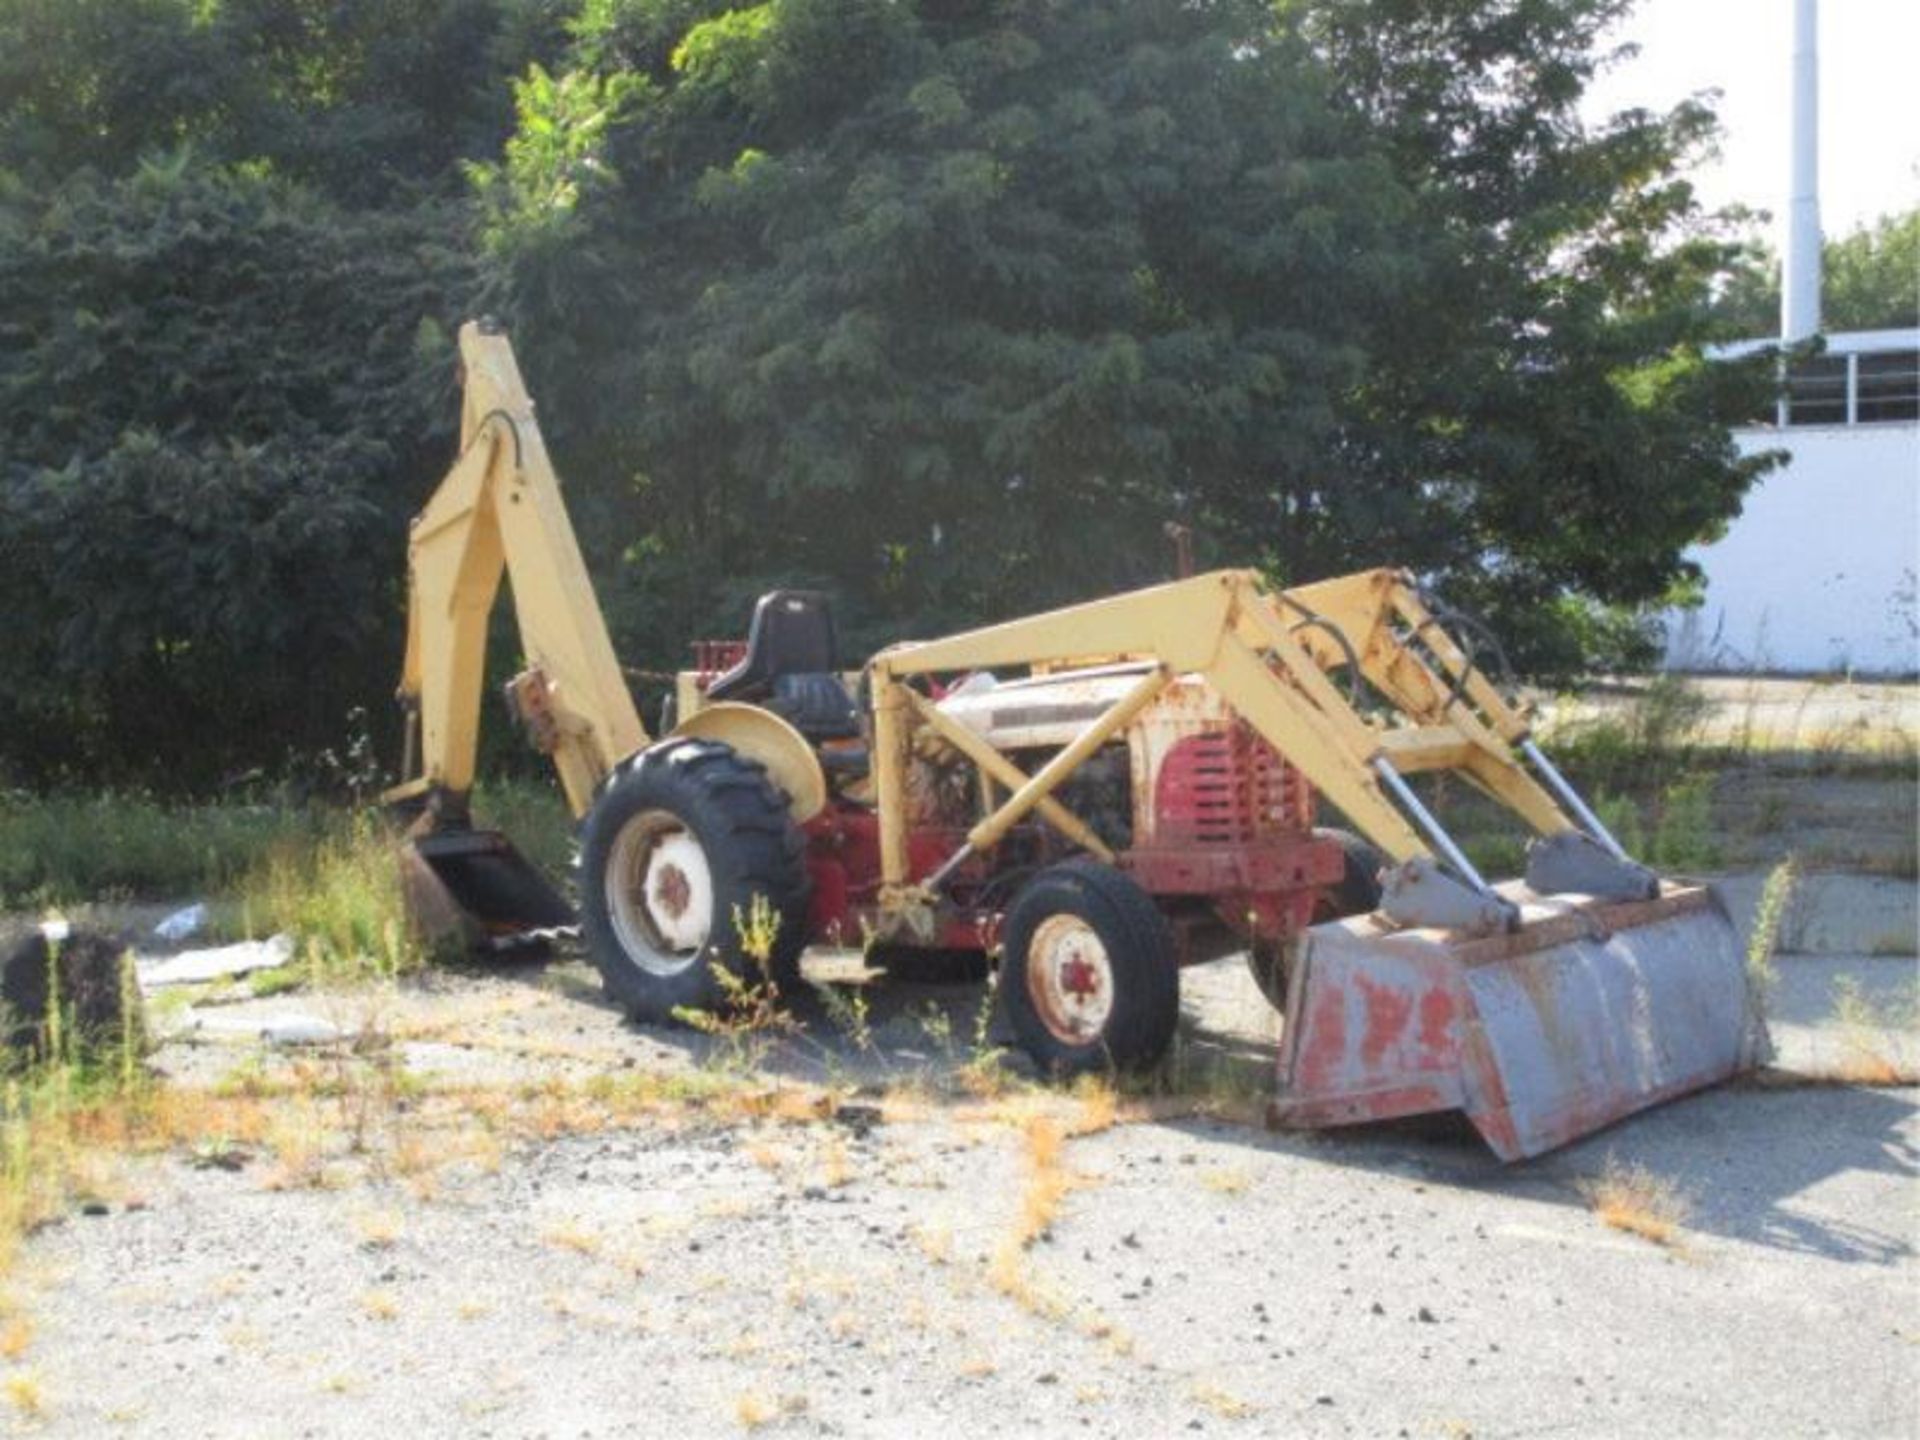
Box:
0;0;532;784
0;0;567;199
476;0;1418;659
481;0;1775;674
1291;0;1777;666
0;0;1784;788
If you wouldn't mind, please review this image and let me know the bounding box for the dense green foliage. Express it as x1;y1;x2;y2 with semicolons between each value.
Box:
0;0;1778;790
480;1;1424;656
0;161;471;782
0;0;535;785
483;0;1775;672
1294;0;1777;667
1716;210;1920;337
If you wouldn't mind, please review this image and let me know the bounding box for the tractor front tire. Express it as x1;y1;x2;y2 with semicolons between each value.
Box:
1001;859;1179;1078
1245;938;1298;1012
578;739;808;1026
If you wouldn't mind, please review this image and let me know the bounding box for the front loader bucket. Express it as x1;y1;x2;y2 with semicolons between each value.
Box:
1271;884;1770;1161
400;828;575;954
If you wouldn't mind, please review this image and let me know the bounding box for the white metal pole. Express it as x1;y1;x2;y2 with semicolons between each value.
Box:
1782;0;1822;343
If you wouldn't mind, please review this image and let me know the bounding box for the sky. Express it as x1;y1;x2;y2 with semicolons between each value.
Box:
1580;0;1920;244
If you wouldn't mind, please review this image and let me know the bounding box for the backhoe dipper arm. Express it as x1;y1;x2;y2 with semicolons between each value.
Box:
388;320;647;822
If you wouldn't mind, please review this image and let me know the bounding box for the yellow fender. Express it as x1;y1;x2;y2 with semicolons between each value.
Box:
667;702;827;823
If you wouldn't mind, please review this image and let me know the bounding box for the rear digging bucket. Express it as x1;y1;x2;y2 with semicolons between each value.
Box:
1272;884;1770;1160
400;828;575;954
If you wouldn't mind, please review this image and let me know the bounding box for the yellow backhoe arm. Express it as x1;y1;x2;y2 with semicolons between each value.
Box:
385;320;647;821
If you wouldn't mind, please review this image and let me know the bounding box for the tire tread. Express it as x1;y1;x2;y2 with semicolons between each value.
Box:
579;739;809;1024
1001;858;1178;1077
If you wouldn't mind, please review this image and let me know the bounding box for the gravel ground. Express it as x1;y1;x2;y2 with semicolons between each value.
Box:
16;1077;1917;1439
5;861;1916;1438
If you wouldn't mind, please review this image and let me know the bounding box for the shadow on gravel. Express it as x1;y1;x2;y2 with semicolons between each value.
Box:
1261;1081;1918;1268
457;944;1917;1269
1579;1083;1919;1266
460;943;1030;1087
1132;1081;1916;1268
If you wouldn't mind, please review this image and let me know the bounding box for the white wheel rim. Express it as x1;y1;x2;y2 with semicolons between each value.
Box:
1026;914;1115;1044
605;810;715;975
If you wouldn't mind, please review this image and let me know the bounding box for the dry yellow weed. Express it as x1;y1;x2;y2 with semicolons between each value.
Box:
3;1371;42;1418
360;1289;399;1321
1578;1158;1692;1249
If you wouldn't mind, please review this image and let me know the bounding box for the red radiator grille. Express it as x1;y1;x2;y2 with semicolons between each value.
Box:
1154;723;1313;844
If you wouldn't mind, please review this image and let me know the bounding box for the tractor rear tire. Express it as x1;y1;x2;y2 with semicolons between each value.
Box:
579;739;808;1025
1001;859;1179;1078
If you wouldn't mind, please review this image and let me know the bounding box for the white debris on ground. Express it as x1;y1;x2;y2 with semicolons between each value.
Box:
161;1005;345;1047
135;933;294;988
152;901;211;942
256;1015;346;1046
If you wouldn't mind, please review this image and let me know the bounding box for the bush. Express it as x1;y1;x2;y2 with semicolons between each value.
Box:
1591;790;1648;860
1551;673;1713;792
1649;776;1719;871
0;158;472;789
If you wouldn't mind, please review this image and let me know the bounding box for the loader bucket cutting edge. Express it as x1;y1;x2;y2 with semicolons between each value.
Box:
400;828;575;952
1272;884;1770;1161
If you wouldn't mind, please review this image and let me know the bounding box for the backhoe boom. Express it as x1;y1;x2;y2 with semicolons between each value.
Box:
387;319;647;822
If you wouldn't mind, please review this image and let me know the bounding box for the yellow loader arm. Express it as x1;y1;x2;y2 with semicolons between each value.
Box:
385;319;648;824
871;566;1647;933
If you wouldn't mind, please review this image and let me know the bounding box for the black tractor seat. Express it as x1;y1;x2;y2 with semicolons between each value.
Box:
707;590;863;746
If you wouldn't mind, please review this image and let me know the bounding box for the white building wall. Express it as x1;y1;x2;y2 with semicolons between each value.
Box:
1666;421;1919;675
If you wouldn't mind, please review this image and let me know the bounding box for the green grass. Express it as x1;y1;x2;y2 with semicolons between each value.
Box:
223;778;575;987
1647;774;1718;870
0;776;578;989
471;778;575;883
0;792;320;909
1437;675;1753;876
1545;672;1714;793
232;814;429;984
1541;673;1919;783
